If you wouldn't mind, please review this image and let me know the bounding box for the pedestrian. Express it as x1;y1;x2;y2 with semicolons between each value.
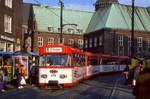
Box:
132;62;144;86
0;69;5;92
15;62;27;89
132;66;150;99
124;64;129;79
19;64;27;89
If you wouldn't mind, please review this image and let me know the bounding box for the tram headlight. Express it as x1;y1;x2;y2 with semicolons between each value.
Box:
60;74;67;79
41;74;47;78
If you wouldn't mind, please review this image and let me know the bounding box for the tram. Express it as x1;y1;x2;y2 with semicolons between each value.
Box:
38;45;129;87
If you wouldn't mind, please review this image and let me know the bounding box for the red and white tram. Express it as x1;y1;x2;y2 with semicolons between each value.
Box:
38;45;129;87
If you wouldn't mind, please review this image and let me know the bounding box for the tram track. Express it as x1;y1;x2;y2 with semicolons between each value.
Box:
108;76;124;99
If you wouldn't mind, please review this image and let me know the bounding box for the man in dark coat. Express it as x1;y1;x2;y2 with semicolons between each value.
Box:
133;66;150;99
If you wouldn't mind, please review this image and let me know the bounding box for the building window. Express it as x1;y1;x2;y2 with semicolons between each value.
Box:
0;41;6;51
22;28;28;34
38;37;43;47
48;27;54;32
5;0;12;8
85;39;88;48
58;38;64;44
147;39;150;51
77;29;83;34
4;15;12;33
78;39;83;48
118;47;124;56
137;37;143;47
99;36;102;46
48;37;54;45
128;36;131;47
68;39;74;45
118;35;123;47
89;38;92;48
94;37;97;47
67;28;74;34
7;43;13;52
128;36;131;56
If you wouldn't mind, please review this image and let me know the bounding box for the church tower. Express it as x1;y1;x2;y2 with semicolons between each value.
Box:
95;0;119;11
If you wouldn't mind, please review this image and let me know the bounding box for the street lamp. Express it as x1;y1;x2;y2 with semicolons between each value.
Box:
59;0;64;44
59;0;77;45
131;0;135;58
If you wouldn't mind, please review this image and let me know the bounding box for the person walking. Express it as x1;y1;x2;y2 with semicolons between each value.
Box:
15;62;27;89
0;69;5;92
124;64;129;79
132;62;144;86
133;66;150;99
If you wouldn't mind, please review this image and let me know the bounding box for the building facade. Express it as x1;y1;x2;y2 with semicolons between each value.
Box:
84;0;150;57
0;0;23;52
28;5;93;53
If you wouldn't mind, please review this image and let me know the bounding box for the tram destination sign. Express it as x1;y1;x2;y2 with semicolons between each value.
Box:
46;47;62;52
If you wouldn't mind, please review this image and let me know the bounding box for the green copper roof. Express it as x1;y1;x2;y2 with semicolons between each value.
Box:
86;4;150;33
33;5;93;34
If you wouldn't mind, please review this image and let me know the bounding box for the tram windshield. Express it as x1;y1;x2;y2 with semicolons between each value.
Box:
39;54;69;67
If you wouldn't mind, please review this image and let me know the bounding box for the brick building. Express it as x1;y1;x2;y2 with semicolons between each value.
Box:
84;0;150;57
28;5;93;53
0;0;23;52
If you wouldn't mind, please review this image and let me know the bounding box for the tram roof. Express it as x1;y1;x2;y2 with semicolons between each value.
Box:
39;44;85;55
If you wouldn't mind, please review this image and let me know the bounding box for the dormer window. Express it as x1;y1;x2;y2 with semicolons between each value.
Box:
77;29;83;34
48;27;53;32
68;28;74;34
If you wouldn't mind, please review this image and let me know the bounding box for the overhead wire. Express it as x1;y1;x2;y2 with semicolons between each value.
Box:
32;0;81;30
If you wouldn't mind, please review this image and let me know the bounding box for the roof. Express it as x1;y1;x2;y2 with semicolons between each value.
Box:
32;5;93;34
86;3;150;34
14;52;39;56
23;3;32;25
96;0;119;3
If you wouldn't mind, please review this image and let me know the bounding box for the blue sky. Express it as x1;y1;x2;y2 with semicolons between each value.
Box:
23;0;150;11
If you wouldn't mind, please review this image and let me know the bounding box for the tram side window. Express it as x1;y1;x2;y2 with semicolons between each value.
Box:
88;56;98;65
102;58;116;65
73;53;85;66
80;55;85;66
98;58;103;64
73;53;79;66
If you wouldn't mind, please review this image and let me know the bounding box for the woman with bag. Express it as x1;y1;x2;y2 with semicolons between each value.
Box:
16;62;27;89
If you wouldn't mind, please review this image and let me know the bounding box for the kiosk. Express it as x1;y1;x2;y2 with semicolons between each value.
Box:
0;51;14;81
13;52;39;80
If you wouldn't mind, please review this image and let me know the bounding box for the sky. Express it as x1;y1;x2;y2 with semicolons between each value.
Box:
23;0;150;11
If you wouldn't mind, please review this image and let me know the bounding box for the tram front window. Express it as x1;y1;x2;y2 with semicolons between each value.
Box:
40;55;69;67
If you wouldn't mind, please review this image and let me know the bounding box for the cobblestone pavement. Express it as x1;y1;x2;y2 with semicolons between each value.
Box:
0;73;135;99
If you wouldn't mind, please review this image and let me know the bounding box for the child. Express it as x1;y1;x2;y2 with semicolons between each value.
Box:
0;69;5;92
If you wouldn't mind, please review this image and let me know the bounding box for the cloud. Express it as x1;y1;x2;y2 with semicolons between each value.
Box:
65;3;95;11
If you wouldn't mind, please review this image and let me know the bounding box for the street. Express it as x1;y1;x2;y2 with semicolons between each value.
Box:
0;73;134;99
